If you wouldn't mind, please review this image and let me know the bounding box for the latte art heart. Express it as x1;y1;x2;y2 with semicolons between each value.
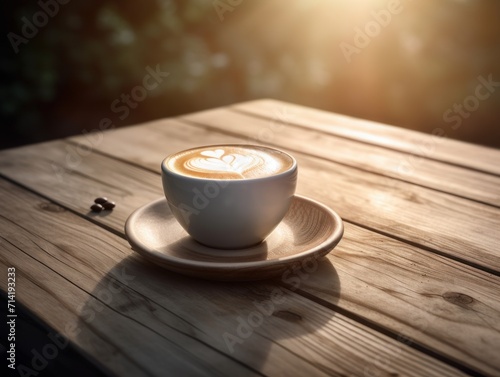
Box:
187;152;262;177
166;145;294;179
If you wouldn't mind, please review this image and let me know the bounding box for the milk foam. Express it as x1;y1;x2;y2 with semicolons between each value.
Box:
167;146;293;179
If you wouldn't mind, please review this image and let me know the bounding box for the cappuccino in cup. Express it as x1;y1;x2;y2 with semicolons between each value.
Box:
162;145;297;249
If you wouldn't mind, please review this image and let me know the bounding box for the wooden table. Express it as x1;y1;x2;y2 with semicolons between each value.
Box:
1;99;499;376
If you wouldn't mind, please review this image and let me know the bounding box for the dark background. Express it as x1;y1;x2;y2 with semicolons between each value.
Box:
2;0;499;150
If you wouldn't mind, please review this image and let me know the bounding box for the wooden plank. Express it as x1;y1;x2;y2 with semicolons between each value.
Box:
232;99;500;176
0;180;468;377
0;142;498;374
301;222;500;376
0;140;163;232
63;120;500;273
0;258;147;377
180;106;500;206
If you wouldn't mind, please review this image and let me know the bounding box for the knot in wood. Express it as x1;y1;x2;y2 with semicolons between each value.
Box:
442;291;474;307
38;202;65;213
272;310;302;322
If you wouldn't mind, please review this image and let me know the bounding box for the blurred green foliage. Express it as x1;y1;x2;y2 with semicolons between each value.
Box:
1;0;499;148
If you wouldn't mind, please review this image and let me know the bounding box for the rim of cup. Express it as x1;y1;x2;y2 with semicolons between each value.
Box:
161;144;297;182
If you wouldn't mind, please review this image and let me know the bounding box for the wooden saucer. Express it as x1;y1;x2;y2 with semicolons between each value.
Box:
125;195;344;281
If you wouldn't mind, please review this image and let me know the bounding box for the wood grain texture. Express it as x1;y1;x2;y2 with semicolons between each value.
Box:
0;180;468;377
0;140;498;375
303;221;500;376
181;105;500;207
65;119;500;273
0;140;163;232
232;99;500;176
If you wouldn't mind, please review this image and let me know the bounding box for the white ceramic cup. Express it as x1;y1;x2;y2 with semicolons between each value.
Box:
161;144;297;249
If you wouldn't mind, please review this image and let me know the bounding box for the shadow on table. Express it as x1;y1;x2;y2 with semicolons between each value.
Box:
76;253;340;375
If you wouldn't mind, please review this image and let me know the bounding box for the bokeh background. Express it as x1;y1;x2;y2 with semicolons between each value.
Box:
2;0;499;150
